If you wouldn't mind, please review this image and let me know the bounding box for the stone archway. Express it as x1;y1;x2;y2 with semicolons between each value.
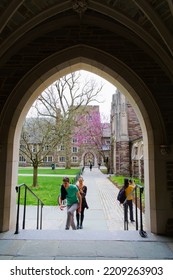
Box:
83;152;95;167
0;45;167;234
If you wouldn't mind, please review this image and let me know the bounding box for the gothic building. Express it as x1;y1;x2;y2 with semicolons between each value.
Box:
111;90;143;181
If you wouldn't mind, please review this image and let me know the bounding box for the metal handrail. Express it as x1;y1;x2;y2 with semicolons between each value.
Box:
15;183;44;234
136;184;147;238
71;166;85;184
123;184;147;238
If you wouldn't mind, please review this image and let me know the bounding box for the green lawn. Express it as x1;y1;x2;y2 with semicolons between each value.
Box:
109;175;143;188
18;167;80;175
17;168;80;206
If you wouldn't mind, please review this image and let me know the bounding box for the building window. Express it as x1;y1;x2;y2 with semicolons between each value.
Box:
72;138;78;143
19;155;26;162
60;145;64;151
72;146;78;153
44;145;49;151
20;144;26;150
132;145;138;160
43;156;53;162
72;156;78;163
48;156;53;162
59;156;65;162
32;145;37;153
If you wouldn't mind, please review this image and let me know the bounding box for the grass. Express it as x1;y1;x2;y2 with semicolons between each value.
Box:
17;168;80;205
109;175;143;188
18;168;145;208
18;167;80;175
17;176;64;205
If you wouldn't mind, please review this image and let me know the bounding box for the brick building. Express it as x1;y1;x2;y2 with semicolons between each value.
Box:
19;105;110;169
56;105;103;168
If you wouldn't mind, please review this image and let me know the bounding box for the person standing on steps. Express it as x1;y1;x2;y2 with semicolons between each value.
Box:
59;177;82;230
76;176;89;229
124;178;135;222
89;162;93;171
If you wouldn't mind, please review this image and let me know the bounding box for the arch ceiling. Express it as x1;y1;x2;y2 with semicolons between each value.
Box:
0;0;173;142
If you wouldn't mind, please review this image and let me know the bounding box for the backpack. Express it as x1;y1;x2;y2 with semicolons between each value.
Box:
117;187;126;204
60;184;67;200
58;184;67;205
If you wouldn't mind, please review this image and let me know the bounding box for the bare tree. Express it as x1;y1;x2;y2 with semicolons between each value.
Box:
19;71;104;186
34;71;103;168
20;117;62;187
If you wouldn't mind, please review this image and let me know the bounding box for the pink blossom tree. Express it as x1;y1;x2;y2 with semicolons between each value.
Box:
74;109;111;172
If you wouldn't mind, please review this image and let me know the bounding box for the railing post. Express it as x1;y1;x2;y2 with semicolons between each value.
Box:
123;202;128;230
37;200;39;230
138;186;147;238
22;186;27;229
40;204;43;230
134;186;138;230
14;186;20;234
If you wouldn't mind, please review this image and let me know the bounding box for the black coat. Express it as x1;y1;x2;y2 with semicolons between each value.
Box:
60;184;67;200
79;185;89;209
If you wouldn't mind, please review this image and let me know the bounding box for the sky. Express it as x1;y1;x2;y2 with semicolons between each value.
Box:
69;70;117;121
82;70;116;121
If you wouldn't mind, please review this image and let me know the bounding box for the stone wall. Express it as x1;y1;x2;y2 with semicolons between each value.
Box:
116;141;130;176
127;103;142;141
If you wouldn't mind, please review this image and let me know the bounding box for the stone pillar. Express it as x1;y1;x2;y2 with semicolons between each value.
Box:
132;160;139;177
116;141;130;176
140;159;144;182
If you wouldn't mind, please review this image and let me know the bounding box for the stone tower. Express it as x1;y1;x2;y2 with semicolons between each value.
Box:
111;90;130;175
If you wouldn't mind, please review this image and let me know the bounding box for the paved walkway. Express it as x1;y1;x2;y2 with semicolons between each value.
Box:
0;167;173;259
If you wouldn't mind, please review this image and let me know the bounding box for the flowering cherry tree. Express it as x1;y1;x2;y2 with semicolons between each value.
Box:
74;108;111;172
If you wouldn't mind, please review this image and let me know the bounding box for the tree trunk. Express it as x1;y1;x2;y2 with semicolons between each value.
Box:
33;163;39;187
65;145;71;169
65;134;71;169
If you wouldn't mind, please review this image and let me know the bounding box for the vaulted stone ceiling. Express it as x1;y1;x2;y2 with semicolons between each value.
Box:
0;0;173;141
1;1;173;54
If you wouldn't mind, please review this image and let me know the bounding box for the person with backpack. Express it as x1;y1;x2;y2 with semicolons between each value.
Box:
117;178;135;222
117;178;128;204
125;179;135;222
